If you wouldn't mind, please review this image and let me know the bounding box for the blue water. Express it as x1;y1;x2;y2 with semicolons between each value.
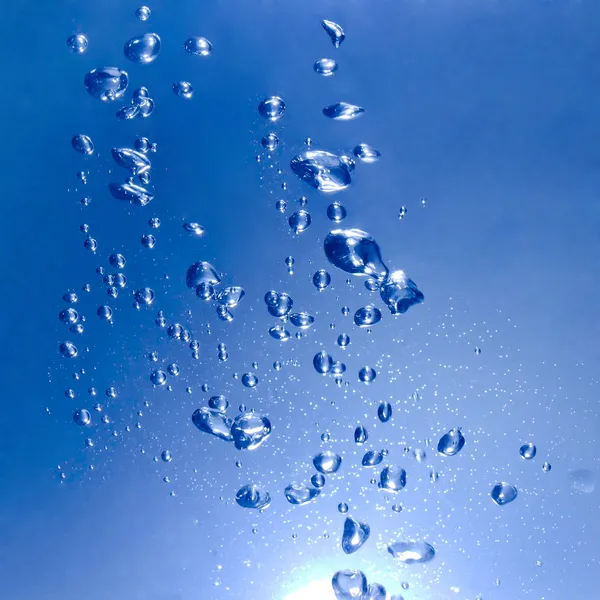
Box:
1;1;599;599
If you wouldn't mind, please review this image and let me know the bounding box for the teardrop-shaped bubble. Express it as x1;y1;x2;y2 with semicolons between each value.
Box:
109;182;153;206
289;210;312;234
124;33;161;64
208;395;228;412
191;407;233;442
380;270;424;314
324;229;388;280
314;58;338;76
111;148;151;175
362;449;384;467
437;428;465;456
313;269;331;290
491;482;518;505
186;261;221;288
313;450;342;474
72;134;94;156
184;36;212;56
290;150;352;193
377;401;392;423
269;325;291;341
235;484;271;510
353;144;381;163
323;102;365;121
569;469;595;494
388;540;435;564
365;583;387;600
258;96;285;121
267;292;293;317
342;516;370;554
380;466;407;492
354;426;368;444
134;287;155;305
216;286;245;308
231;413;272;450
331;570;367;600
354;305;382;327
289;312;314;329
73;408;91;426
313;351;333;374
284;482;321;505
84;67;129;102
519;442;537;459
322;20;345;48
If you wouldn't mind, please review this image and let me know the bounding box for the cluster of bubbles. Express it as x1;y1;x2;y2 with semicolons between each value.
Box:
186;261;245;321
57;15;591;600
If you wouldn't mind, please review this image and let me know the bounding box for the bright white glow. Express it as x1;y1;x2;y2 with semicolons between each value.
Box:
284;579;335;600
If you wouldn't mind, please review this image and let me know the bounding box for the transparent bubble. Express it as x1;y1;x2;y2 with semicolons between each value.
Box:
136;6;151;20
173;81;194;99
342;516;370;554
84;67;128;102
258;96;285;121
323;102;364;121
354;305;382;327
358;366;376;383
353;143;381;163
184;37;213;56
124;33;161;64
322;20;345;48
542;462;552;473
235;484;271;510
311;473;326;488
241;373;259;388
67;34;88;54
519;442;536;460
276;199;287;212
338;502;349;513
313;451;342;474
109;253;126;269
150;370;167;386
491;482;518;506
437;428;466;456
313;269;331;290
141;234;156;248
261;133;279;151
284;483;320;506
134;288;155;305
291;151;351;193
59;308;79;325
59;341;78;358
73;408;91;426
72;134;94;156
314;58;338;76
161;450;172;463
84;237;97;252
97;305;113;321
313;351;333;374
289;210;311;234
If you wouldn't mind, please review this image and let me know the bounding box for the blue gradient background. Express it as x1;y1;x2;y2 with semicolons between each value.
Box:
1;1;599;599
